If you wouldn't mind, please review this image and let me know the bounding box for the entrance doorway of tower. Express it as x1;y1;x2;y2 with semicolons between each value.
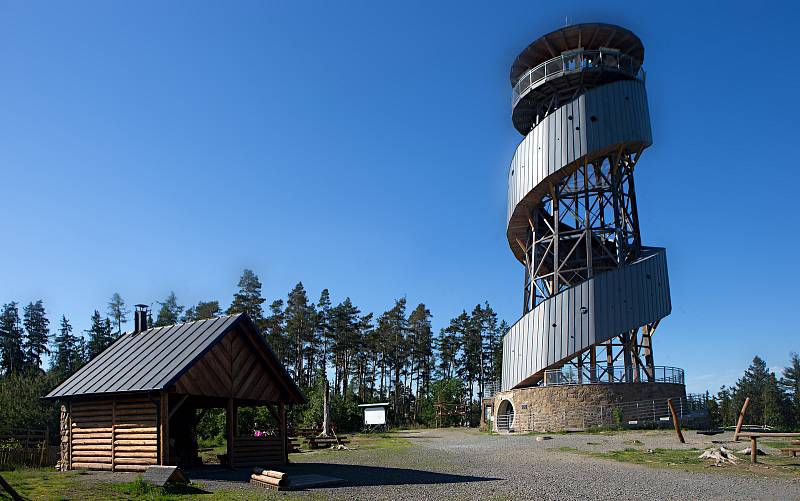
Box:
497;400;515;432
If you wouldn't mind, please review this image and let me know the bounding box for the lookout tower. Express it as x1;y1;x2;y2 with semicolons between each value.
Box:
493;24;688;432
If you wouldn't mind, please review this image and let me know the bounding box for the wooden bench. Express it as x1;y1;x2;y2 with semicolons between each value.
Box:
736;432;800;463
290;428;320;439
305;437;350;450
288;438;304;453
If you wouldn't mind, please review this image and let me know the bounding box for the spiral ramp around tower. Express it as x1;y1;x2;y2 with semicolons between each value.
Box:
501;78;671;391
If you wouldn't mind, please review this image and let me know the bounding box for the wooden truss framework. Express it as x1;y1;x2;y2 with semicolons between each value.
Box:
521;146;643;313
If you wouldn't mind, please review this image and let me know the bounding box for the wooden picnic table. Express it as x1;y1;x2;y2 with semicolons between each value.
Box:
736;432;800;463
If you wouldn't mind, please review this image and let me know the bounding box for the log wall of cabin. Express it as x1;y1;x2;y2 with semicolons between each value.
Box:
231;436;285;467
68;395;158;472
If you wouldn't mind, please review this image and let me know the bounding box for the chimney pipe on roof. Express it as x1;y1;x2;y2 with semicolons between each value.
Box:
134;304;148;333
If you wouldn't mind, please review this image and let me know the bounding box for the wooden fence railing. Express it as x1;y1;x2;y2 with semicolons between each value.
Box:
0;428;58;469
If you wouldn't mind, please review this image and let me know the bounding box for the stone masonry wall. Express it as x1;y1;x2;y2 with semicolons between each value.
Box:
493;383;686;432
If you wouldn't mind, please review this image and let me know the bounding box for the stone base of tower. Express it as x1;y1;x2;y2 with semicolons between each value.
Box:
491;383;688;433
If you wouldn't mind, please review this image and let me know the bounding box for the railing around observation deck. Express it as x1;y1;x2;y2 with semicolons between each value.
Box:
512;49;645;109
543;365;684;386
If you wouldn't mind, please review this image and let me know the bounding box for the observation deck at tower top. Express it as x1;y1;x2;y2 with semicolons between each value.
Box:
510;24;646;135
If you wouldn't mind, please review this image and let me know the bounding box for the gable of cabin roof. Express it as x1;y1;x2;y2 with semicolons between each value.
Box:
165;314;305;404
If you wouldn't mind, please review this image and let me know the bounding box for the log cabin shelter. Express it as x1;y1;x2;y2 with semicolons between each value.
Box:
44;308;305;472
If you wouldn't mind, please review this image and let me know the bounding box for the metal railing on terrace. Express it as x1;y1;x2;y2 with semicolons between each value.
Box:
543;365;684;386
512;49;645;108
483;382;502;399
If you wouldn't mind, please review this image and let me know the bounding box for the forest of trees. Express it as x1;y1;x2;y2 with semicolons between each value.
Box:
0;269;507;438
706;353;800;430
3;269;798;439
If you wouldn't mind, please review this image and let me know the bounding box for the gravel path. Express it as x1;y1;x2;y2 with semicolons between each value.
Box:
78;428;800;500
280;428;800;500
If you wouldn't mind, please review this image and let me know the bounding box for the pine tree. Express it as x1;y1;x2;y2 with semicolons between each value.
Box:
408;303;433;418
316;289;333;375
437;312;466;380
487;319;507;385
714;385;734;426
284;282;315;386
477;303;498;399
155;292;184;327
23;300;50;371
52;315;84;378
364;316;381;399
781;352;800;425
732;356;791;429
0;302;25;375
377;298;408;424
302;300;321;387
459;306;483;420
107;293;129;335
86;310;115;360
264;299;286;362
330;298;361;400
227;269;266;326
183;300;221;321
353;312;374;401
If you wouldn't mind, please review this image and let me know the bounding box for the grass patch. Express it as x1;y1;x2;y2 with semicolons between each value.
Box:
762;439;793;449
108;476;214;499
0;468;92;500
196;444;226;464
335;432;410;450
582;426;628;435
292;432;412;464
556;446;704;470
555;445;800;478
0;469;316;500
600;447;702;466
196;435;227;464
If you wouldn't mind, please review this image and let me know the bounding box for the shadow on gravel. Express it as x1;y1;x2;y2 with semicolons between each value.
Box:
284;463;499;487
185;464;498;488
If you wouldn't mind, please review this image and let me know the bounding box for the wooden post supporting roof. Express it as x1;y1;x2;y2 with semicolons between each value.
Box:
111;397;116;472
280;402;287;464
159;393;169;465
226;398;236;468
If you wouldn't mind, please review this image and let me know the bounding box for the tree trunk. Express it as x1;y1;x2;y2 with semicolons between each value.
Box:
321;378;330;437
370;353;377;398
479;344;485;400
342;351;349;401
379;353;385;400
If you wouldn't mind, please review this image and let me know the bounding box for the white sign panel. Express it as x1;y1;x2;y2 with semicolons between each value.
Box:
364;407;386;425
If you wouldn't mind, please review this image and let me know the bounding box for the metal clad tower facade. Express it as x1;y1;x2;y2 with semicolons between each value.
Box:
502;24;672;391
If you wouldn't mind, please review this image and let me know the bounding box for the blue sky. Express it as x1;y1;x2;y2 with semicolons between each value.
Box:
1;1;798;394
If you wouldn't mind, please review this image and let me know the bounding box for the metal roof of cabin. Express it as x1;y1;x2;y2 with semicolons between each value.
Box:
44;313;303;402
